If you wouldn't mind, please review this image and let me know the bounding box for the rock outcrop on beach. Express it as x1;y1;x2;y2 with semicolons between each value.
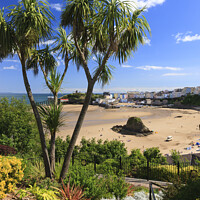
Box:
112;117;152;136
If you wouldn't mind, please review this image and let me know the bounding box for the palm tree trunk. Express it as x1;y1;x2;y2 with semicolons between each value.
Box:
59;83;94;181
50;133;56;173
21;56;52;178
54;94;58;106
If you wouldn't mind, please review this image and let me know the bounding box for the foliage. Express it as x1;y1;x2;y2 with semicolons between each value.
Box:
181;94;200;106
0;156;24;199
129;149;146;166
23;159;45;185
132;163;197;182
0;97;41;155
78;138;127;164
63;163;132;200
54;136;70;162
17;183;60;200
103;174;129;200
61;93;103;104
38;103;65;136
163;178;200;200
52;136;79;163
23;159;61;188
64;165;108;200
144;147;166;163
171;149;181;165
59;179;90;200
97;159;120;174
37;178;60;190
93;54;115;88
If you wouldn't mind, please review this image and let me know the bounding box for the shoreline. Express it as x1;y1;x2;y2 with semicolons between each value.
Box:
58;105;200;155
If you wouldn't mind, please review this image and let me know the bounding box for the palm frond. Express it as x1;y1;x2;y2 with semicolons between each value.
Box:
48;68;62;94
8;0;54;50
53;26;75;60
93;54;115;87
0;8;16;61
38;103;65;135
26;46;57;76
116;7;151;63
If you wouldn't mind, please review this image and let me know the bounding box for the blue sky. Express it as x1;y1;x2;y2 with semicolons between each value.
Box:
1;0;200;93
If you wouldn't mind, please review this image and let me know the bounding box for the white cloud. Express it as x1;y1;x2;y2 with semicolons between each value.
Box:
136;65;181;71
4;59;20;63
136;66;163;70
144;37;151;46
50;3;62;11
162;73;187;76
129;0;166;9
40;40;55;46
174;32;200;43
3;66;17;70
121;64;134;68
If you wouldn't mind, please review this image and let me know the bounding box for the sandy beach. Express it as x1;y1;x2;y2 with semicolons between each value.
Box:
58;105;200;155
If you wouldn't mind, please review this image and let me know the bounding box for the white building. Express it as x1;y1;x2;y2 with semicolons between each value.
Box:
194;87;200;95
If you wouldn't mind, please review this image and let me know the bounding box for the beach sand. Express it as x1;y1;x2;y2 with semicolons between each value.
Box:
58;104;200;155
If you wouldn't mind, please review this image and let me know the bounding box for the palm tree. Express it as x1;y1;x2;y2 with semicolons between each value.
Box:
26;28;75;173
27;27;75;106
0;0;54;178
59;0;150;181
38;103;64;172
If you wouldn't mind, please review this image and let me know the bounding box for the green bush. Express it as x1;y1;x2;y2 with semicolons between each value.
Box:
97;158;120;174
61;92;103;104
163;178;200;200
79;138;127;164
63;162;131;200
64;165;109;200
132;163;198;182
17;183;59;200
144;147;166;163
0;97;41;156
129;149;146;166
103;174;129;200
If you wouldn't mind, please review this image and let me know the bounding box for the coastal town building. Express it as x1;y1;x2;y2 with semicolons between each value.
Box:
194;87;200;95
95;86;200;106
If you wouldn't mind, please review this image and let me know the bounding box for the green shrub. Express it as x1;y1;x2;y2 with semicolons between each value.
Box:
132;163;198;182
144;147;166;163
163;178;200;200
64;165;108;200
79;138;127;164
103;174;129;200
23;159;45;185
17;183;60;200
0;97;41;156
97;158;120;174
129;149;146;166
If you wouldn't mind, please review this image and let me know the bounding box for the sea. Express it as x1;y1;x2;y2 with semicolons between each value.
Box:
0;93;69;104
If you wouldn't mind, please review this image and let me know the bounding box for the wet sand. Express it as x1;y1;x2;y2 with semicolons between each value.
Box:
58;105;200;155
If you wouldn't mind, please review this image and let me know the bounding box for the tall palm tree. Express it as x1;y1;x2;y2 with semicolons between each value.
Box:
27;28;75;173
59;0;150;181
38;103;64;172
0;0;54;178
